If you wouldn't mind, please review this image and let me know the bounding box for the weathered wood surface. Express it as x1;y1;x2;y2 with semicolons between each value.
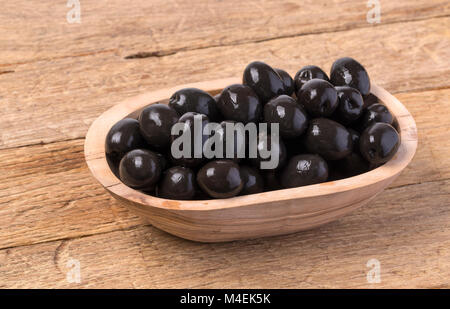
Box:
0;0;449;288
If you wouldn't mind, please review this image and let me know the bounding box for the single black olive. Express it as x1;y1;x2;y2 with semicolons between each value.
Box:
138;103;179;149
360;122;400;165
304;118;353;160
363;93;379;108
170;112;209;168
243;61;286;103
264;95;308;139
333;86;364;125
347;128;361;152
263;170;282;191
105;118;146;176
217;84;262;123
249;131;287;171
334;152;370;178
330;57;371;96
294;65;329;94
119;149;162;190
239;165;264;195
158;166;196;200
197;160;243;198
281;154;328;188
298;79;338;117
275;68;295;96
359;103;394;129
169;88;221;121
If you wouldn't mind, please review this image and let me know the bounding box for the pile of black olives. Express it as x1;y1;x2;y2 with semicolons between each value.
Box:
105;57;400;200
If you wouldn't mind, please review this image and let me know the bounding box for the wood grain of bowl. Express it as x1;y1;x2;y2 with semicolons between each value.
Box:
84;77;418;242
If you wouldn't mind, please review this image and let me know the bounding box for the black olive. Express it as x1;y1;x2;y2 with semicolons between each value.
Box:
363;93;379;108
359;103;394;129
105;118;146;175
333;86;364;125
281;154;328;188
249;131;287;171
217;84;262;123
197;160;243;198
275;68;295;96
170;112;209;168
239;165;264;195
264;95;308;139
347;128;361;152
138;103;179;149
119;149;162;190
243;61;286;103
263;170;282;191
360;122;400;165
294;65;329;94
334;152;370;178
298;79;339;117
304;118;353;160
169;88;221;121
330;57;371;96
158;166;196;200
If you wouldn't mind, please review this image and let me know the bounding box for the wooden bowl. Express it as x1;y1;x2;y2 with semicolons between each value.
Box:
84;77;418;242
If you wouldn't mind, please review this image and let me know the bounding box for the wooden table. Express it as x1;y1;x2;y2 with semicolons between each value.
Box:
1;1;449;288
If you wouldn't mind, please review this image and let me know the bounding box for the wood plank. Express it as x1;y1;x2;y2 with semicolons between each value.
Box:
1;1;449;66
0;139;145;249
1;178;448;288
0;88;448;249
1;17;449;150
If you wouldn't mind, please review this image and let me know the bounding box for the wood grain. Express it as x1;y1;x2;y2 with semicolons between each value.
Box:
1;179;448;288
1;17;449;150
1;0;449;66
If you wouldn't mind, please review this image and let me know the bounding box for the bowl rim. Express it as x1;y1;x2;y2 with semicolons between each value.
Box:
84;77;418;211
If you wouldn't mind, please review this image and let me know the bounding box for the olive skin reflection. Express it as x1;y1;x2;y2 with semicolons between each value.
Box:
275;68;295;96
239;165;264;195
334;86;364;125
243;61;286;103
330;57;371;96
359;103;394;129
347;128;361;152
298;79;339;117
119;149;162;190
218;84;262;124
170;112;209;168
158;166;196;200
264;95;308;139
304;118;353;160
360;123;400;165
281;154;328;188
169;88;221;121
294;65;329;95
197;160;243;198
138;103;179;149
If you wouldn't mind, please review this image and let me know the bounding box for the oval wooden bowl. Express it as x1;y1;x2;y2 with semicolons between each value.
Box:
84;77;418;243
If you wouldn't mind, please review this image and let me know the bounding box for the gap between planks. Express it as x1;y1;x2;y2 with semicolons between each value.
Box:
1;14;450;68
